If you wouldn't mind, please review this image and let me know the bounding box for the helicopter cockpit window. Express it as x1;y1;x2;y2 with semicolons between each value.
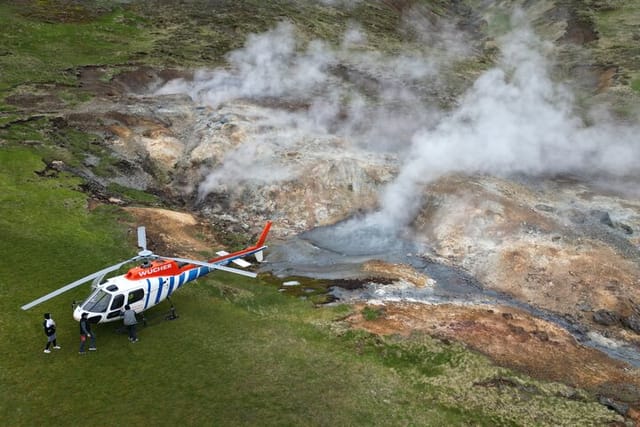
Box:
82;290;112;313
128;289;144;304
110;294;125;311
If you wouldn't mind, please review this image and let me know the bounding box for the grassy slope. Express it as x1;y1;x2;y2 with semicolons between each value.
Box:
0;1;626;425
590;0;640;115
0;3;149;91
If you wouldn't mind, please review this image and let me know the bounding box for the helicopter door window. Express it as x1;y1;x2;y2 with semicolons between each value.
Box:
110;294;125;311
128;289;144;304
81;289;112;313
107;311;122;319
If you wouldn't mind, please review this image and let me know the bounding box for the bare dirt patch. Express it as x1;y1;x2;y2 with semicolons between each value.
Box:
363;260;433;287
123;206;221;258
347;301;640;417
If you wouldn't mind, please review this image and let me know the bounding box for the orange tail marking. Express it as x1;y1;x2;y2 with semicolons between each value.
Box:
256;221;272;247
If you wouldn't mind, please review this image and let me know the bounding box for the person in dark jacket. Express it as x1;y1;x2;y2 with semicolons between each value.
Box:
121;305;138;343
78;312;96;354
43;313;60;353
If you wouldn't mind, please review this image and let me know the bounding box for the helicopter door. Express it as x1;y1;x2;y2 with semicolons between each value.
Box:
106;294;125;320
127;288;145;313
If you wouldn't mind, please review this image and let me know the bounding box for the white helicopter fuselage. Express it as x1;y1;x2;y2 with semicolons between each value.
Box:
72;263;214;324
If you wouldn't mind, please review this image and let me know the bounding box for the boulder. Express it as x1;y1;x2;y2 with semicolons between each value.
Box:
621;314;640;333
592;309;620;326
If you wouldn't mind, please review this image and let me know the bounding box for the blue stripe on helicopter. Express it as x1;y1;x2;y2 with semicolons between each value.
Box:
144;279;152;309
168;276;175;296
188;268;198;282
177;272;186;288
154;278;163;305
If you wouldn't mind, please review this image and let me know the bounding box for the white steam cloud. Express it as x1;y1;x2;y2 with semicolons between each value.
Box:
376;14;640;228
155;17;452;196
155;9;640;230
157;23;335;107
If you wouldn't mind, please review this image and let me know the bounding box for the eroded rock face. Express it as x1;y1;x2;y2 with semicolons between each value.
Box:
78;88;640;418
412;175;640;345
68;73;397;232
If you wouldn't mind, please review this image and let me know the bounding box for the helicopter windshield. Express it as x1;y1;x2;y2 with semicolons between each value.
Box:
81;289;112;313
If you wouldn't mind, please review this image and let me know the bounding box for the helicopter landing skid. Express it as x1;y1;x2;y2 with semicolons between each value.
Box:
165;296;178;321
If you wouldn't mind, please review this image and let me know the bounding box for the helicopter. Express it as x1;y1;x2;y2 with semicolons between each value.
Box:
21;221;272;324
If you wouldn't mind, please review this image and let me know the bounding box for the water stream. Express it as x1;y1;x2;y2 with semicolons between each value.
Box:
263;221;640;367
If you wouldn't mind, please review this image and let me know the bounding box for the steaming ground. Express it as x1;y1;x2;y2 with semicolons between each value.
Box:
151;11;640;366
155;11;640;234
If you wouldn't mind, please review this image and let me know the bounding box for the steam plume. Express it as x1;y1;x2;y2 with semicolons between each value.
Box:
376;14;640;228
155;9;640;230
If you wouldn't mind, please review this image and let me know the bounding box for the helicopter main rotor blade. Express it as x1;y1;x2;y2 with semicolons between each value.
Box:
137;226;147;251
165;256;258;278
21;255;141;311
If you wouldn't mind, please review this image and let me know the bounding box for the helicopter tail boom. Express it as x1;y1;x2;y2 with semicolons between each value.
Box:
256;221;272;248
208;221;272;266
251;220;271;263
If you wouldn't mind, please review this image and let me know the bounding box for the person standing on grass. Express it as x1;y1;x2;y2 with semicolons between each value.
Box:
78;312;96;354
121;305;138;343
43;313;60;353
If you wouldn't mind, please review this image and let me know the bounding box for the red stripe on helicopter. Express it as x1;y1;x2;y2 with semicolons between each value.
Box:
124;221;272;281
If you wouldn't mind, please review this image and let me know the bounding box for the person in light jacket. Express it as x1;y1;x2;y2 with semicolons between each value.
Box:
122;305;138;343
43;313;61;353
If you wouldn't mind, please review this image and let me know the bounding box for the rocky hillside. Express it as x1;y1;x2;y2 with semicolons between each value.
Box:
3;0;640;422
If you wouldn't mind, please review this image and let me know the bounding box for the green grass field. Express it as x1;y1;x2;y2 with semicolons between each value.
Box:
0;1;629;425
